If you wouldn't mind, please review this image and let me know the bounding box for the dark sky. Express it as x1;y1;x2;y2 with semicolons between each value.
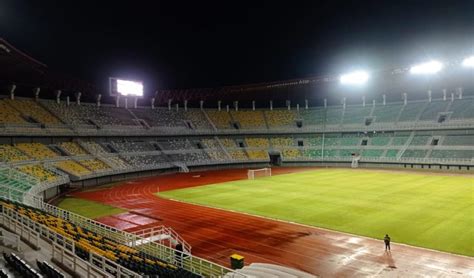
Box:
1;0;473;93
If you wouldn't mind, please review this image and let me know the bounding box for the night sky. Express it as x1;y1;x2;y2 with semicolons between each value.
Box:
1;0;473;93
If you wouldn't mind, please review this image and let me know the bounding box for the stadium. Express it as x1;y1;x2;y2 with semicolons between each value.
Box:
0;2;473;277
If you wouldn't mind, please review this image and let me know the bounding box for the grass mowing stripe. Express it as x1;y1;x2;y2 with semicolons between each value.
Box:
159;169;474;257
58;197;126;219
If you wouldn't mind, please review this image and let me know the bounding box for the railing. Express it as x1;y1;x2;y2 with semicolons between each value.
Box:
0;205;139;277
0;184;243;277
8;191;240;277
131;225;192;255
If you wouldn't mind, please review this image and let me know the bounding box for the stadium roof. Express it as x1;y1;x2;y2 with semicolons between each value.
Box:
0;38;97;100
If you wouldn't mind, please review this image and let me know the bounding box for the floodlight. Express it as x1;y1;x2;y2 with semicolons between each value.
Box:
340;71;370;85
409;60;443;74
462;56;474;68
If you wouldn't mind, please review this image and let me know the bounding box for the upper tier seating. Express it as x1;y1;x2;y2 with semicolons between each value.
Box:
49;104;138;126
131;108;186;128
449;98;474;120
55;160;92;176
59;142;88;155
265;110;297;127
0;99;27;124
17;164;58;182
419;101;448;121
207;111;232;129
0;145;30;162
230;110;266;128
42;102;90;125
325;107;343;125
342;106;372;125
398;103;423;122
372;104;403;123
111;141;156;152
299;108;325;126
16;143;58;159
79;159;110;171
0;201;199;277
245;138;270;148
4;99;61;124
185;110;213;129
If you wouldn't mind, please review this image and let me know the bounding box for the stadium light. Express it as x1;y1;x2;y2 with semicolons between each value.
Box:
409;60;443;75
340;71;370;85
116;79;144;96
462;56;474;68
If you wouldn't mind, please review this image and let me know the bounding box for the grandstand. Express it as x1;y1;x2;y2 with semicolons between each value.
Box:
0;38;472;278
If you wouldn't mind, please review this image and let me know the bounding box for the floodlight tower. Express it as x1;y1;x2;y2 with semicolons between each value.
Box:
462;56;474;68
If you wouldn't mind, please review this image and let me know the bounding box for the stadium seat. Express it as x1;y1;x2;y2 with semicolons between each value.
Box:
0;200;199;277
16;143;58;159
4;99;61;124
55;160;92;176
230;110;266;129
265;110;297;128
0;99;28;124
17;164;59;182
207;110;233;129
59;142;88;155
79;159;110;171
0;145;30;162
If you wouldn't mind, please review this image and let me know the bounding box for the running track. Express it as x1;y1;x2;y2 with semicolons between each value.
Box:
72;168;474;277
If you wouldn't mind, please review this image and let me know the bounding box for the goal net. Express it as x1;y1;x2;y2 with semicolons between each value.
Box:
247;168;272;180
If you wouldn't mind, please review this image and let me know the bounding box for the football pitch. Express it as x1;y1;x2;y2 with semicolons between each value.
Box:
159;169;474;256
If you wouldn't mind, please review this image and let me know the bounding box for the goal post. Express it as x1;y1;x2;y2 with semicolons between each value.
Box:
247;168;272;180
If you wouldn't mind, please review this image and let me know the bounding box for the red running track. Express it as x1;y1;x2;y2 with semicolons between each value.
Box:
72;168;474;277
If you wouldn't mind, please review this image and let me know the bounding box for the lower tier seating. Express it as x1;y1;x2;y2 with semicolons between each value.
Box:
0;201;200;278
0;145;30;162
16;143;58;159
55;161;92;176
17;164;59;182
79;159;110;171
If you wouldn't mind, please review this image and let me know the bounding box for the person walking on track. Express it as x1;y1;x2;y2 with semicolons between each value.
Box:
384;234;391;251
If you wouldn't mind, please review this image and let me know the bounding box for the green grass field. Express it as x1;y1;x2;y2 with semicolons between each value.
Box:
58;197;126;219
159;169;474;256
